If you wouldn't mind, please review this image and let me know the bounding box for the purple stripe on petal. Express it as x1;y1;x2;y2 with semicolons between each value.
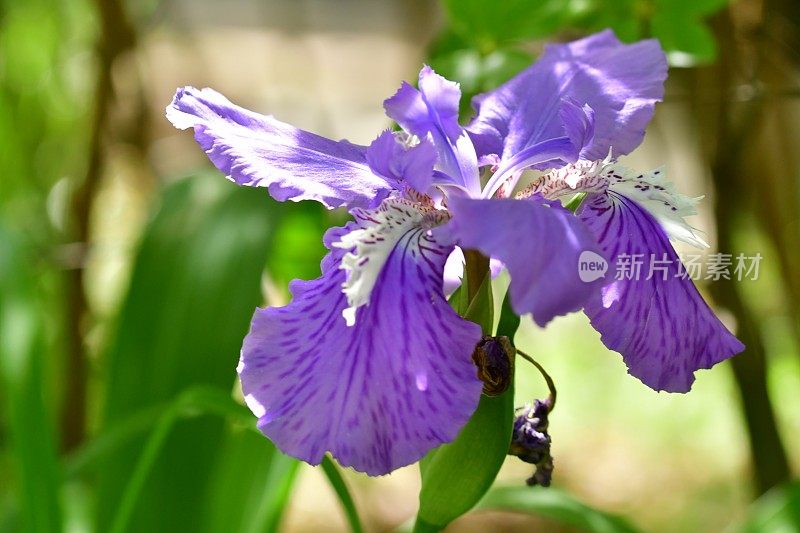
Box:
578;192;744;392
444;197;606;327
238;223;482;475
467;30;666;163
167;87;394;209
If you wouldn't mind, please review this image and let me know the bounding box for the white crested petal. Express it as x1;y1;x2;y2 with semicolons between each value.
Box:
604;164;708;248
522;157;708;249
332;197;445;325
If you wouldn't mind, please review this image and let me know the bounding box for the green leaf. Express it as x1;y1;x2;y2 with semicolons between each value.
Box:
737;482;800;532
429;47;532;115
416;387;514;530
656;0;732;16
102;386;298;533
93;173;304;532
576;0;642;42
242;453;300;533
0;226;62;533
463;269;494;334
476;486;640;533
321;456;364;533
496;290;521;341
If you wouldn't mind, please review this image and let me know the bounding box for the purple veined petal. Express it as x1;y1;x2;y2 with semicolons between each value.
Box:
467;29;667;163
365;130;437;194
444;196;606;327
578;192;744;392
238;220;483;475
384;66;481;196
167;86;394;209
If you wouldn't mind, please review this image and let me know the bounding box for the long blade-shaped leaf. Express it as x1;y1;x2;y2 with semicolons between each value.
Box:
477;486;640;533
322;456;364;533
94;174;294;532
0;227;62;533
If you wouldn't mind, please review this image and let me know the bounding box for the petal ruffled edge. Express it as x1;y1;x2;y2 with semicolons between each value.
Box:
578;191;744;392
167;86;394;209
467;29;666;164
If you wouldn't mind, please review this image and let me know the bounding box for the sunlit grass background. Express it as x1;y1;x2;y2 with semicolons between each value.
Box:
1;0;798;531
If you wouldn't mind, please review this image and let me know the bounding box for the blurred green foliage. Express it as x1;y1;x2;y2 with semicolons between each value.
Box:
0;0;797;531
0;227;62;533
0;0;94;235
94;174;296;532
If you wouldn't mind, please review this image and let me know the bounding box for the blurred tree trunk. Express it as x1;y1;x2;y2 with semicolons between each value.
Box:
686;1;798;495
61;0;138;452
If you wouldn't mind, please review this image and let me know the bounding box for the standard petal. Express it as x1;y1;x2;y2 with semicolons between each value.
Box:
467;29;666;163
238;222;483;475
445;197;606;327
384;66;480;195
480;99;595;198
167;86;393;209
365;130;437;194
578;192;744;392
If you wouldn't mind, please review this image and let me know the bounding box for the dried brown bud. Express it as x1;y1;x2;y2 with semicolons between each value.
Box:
471;335;515;396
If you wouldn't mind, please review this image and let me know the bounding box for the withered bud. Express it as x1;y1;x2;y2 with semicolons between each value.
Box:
509;399;555;487
471;335;515;396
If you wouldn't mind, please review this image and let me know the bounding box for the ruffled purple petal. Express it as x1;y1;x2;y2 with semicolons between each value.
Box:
238;223;483;475
384;66;480;195
167;86;393;209
365;130;437;194
578;192;745;392
445;197;606;327
467;29;666;163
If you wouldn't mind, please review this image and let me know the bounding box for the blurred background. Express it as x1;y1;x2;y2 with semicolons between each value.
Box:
1;0;798;531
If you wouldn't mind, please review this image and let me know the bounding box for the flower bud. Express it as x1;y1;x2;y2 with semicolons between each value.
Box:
471;335;515;396
509;399;554;487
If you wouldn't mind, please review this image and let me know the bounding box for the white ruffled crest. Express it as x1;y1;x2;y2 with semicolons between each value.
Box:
332;197;444;326
521;154;708;249
603;164;708;249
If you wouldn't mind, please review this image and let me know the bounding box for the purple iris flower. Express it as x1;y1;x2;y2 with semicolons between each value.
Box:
167;30;744;476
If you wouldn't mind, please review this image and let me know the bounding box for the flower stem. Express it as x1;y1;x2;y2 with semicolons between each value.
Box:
516;349;557;411
463;249;490;302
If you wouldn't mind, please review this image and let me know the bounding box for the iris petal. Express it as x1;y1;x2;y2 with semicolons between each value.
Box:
365;131;437;194
167;87;394;209
578;192;744;392
445;196;606;327
467;29;666;163
384;66;480;195
238;222;483;475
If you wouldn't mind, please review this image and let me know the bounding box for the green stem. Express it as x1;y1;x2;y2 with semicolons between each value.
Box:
563;192;586;213
463;249;489;303
516;349;557;411
321;456;364;533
